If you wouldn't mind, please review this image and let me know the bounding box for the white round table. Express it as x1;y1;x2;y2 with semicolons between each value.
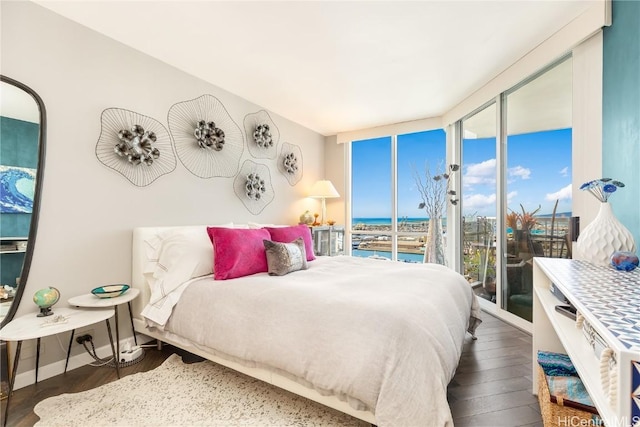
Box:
68;288;140;370
0;307;118;427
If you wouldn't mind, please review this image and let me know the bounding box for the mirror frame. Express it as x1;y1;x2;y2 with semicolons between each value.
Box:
0;75;46;328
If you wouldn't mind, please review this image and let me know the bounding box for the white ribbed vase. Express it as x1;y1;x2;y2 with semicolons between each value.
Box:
575;202;636;266
423;216;445;265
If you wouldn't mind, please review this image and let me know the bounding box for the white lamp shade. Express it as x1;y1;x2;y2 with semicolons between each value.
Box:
309;180;339;198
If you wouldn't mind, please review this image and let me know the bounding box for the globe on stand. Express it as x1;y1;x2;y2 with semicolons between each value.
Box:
33;287;60;317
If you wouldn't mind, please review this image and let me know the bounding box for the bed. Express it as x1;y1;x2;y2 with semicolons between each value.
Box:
131;225;481;426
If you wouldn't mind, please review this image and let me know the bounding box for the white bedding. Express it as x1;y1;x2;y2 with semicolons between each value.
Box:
145;256;480;427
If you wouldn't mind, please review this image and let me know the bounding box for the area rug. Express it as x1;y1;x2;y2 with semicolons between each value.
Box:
34;354;369;426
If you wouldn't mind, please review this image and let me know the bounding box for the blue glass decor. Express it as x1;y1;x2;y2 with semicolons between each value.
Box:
610;251;639;272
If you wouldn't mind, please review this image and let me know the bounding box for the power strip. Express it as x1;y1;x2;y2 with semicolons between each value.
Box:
119;347;143;363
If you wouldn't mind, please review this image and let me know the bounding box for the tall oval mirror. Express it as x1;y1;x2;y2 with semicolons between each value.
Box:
0;76;46;328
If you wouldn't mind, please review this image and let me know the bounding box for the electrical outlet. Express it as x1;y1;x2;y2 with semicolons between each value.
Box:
75;328;94;339
75;334;93;344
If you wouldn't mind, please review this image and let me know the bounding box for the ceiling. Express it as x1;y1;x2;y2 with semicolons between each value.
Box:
34;0;594;136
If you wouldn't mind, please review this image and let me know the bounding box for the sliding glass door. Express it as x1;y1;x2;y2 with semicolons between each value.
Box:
460;103;498;305
458;56;572;326
502;58;573;322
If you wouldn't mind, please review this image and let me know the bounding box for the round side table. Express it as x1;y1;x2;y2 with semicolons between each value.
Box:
68;288;140;369
0;307;118;427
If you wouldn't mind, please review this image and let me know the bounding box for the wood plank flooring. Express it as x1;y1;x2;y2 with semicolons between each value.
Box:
2;313;541;426
449;313;542;427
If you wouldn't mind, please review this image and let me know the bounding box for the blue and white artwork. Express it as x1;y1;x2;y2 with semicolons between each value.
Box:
0;165;36;213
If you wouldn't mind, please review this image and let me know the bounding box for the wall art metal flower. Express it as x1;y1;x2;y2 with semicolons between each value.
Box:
278;142;303;186
96;108;175;187
168;94;244;178
233;160;274;215
244;110;280;159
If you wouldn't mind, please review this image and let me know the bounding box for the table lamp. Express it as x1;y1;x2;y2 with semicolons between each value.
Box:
309;180;339;225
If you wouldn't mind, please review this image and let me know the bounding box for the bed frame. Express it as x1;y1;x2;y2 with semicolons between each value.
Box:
131;226;376;424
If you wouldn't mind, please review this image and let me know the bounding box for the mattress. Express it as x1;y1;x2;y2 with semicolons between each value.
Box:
149;255;480;426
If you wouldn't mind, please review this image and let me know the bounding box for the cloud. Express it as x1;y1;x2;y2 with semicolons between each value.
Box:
546;184;572;201
507;191;518;203
464;159;496;187
463;193;496;210
508;165;531;180
559;166;569;177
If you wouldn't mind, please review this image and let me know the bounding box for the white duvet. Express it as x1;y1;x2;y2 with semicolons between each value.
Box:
152;256;481;427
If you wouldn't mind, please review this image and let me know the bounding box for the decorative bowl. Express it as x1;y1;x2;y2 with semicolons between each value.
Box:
91;284;130;298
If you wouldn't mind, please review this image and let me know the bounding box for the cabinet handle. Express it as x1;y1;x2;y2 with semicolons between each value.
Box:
600;347;617;407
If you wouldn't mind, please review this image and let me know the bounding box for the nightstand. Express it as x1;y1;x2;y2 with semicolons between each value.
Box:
0;307;118;427
311;226;345;256
68;288;140;371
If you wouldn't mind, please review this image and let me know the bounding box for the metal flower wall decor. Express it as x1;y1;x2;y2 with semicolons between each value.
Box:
244;110;279;159
168;95;244;178
194;120;225;151
283;153;298;174
278;142;303;186
233;160;274;215
96;108;176;187
245;173;267;200
253;124;273;148
115;125;160;166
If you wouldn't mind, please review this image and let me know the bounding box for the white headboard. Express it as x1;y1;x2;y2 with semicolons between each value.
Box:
131;225;209;321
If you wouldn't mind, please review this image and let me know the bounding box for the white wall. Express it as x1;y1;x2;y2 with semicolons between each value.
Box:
1;1;325;371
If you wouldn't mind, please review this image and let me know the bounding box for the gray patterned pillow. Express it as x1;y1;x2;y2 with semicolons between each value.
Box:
263;238;308;276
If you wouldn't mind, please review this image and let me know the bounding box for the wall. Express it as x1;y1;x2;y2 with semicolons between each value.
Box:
602;0;640;248
1;1;325;373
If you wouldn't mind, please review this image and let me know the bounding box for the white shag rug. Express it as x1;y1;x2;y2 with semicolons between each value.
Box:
34;354;369;426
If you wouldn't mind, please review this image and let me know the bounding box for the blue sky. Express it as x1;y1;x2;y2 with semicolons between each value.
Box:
352;128;572;219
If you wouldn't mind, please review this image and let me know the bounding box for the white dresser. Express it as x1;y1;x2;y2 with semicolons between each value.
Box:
533;258;640;426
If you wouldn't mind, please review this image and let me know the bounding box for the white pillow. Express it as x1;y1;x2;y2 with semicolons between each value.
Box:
143;224;232;289
154;229;213;282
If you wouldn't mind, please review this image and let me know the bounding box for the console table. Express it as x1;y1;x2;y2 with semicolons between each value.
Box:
533;258;640;426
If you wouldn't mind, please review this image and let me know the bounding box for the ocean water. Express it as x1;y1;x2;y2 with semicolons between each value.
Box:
352;249;424;263
353;217;428;225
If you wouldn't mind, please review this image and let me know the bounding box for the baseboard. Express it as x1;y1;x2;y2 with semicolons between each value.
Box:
11;332;147;391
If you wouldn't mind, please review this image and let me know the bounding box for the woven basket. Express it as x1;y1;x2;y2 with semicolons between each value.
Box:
537;365;598;426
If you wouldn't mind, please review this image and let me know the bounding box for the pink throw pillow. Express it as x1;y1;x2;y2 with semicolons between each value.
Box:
265;225;316;261
207;227;270;280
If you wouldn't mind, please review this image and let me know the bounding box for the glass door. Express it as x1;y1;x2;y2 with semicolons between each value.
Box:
460;103;498;305
502;58;573;322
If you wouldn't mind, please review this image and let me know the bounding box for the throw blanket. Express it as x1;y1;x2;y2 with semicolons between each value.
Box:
151;256;480;426
537;350;578;377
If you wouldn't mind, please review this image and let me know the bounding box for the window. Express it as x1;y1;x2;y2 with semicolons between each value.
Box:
350;130;446;262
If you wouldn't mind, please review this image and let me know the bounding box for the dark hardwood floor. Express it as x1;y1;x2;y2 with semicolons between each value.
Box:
2;312;541;426
449;313;542;427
